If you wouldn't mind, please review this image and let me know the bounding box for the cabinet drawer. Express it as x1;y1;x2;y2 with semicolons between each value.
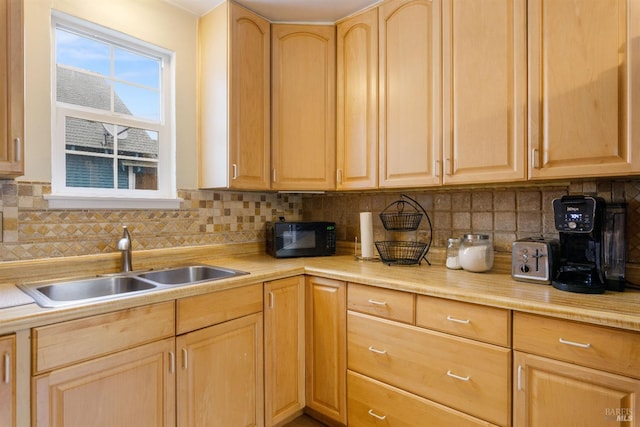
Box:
348;311;510;426
177;283;262;334
416;295;510;346
348;282;415;323
513;311;640;379
33;301;175;374
348;370;497;427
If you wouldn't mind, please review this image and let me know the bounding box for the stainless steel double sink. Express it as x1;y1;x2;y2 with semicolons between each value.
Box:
18;265;249;308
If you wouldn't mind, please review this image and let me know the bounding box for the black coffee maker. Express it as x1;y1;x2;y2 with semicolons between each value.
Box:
552;195;626;294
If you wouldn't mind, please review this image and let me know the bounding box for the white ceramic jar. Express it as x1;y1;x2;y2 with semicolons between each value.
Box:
458;234;494;272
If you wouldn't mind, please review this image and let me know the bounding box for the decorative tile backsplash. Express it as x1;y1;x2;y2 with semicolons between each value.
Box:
0;179;639;265
303;180;640;264
0;182;302;261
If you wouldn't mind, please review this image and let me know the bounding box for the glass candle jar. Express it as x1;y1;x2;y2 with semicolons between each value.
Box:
445;238;462;269
458;234;494;272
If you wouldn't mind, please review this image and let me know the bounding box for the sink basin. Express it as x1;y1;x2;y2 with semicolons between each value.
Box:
138;265;248;286
18;276;158;308
18;264;250;308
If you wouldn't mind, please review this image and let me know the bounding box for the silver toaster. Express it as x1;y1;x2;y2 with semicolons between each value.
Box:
512;237;560;284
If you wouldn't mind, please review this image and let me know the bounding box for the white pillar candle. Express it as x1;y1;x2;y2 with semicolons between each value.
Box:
360;212;374;258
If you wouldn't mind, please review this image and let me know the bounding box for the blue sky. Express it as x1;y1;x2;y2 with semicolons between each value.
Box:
56;27;161;122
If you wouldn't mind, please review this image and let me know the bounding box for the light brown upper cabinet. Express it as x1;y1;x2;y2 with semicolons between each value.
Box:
198;1;271;190
0;0;24;178
336;8;379;190
528;0;640;179
441;0;527;185
271;24;336;191
378;0;441;188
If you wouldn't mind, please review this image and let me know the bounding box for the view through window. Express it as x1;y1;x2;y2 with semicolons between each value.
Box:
52;13;173;198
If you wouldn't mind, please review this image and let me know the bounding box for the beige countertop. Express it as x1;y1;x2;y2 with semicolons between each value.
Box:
0;253;639;335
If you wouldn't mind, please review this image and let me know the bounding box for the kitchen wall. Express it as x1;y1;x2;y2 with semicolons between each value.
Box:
0;178;638;266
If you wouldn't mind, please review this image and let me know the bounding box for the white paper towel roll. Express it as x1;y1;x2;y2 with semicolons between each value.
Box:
360;212;374;258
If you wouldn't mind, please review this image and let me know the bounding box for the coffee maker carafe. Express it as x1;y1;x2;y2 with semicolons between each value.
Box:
552;195;626;294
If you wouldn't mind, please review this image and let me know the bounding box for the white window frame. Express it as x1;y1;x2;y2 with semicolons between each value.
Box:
47;11;180;209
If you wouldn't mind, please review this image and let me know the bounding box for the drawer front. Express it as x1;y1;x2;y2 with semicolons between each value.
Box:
514;311;640;379
348;311;510;426
348;370;498;427
348;282;415;323
416;295;510;346
33;301;175;374
177;283;262;334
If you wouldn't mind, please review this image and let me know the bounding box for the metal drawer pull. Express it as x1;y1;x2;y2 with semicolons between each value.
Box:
559;338;591;348
3;353;9;384
447;370;470;381
367;299;387;306
517;365;523;391
169;351;175;374
368;409;387;420
368;346;387;355
446;315;470;324
182;348;188;369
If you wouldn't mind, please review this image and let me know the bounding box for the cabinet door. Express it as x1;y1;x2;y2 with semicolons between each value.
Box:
442;0;526;185
0;0;24;178
198;2;270;190
228;3;271;190
528;0;640;179
0;335;15;427
514;351;640;426
271;24;336;191
336;9;378;190
305;276;347;425
34;338;176;427
177;313;264;427
379;0;441;188
264;276;305;426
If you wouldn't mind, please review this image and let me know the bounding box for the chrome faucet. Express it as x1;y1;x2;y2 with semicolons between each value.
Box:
117;226;133;272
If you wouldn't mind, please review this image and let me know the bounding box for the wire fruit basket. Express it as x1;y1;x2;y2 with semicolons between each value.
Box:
376;194;432;266
375;241;429;265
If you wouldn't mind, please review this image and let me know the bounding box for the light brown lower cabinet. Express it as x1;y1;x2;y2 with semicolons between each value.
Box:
514;351;640;426
264;276;305;426
347;283;511;427
305;276;347;425
0;334;15;427
176;283;264;427
513;312;640;427
177;312;264;427
348;370;497;427
32;302;176;427
34;337;176;427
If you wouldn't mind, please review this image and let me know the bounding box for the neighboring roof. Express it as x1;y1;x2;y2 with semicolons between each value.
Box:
56;66;158;157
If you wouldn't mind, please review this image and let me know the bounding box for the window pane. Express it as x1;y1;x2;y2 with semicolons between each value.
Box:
66;154;113;188
114;82;160;121
57;67;112;111
56;28;110;76
114;48;160;88
117;160;157;190
65;117;114;154
118;128;158;159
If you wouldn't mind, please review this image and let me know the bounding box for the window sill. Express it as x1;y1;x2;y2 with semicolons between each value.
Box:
44;195;183;210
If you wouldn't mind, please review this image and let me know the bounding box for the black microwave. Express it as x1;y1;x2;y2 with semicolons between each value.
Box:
266;221;336;258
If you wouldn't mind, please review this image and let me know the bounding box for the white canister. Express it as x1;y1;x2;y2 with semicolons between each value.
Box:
458;234;494;272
